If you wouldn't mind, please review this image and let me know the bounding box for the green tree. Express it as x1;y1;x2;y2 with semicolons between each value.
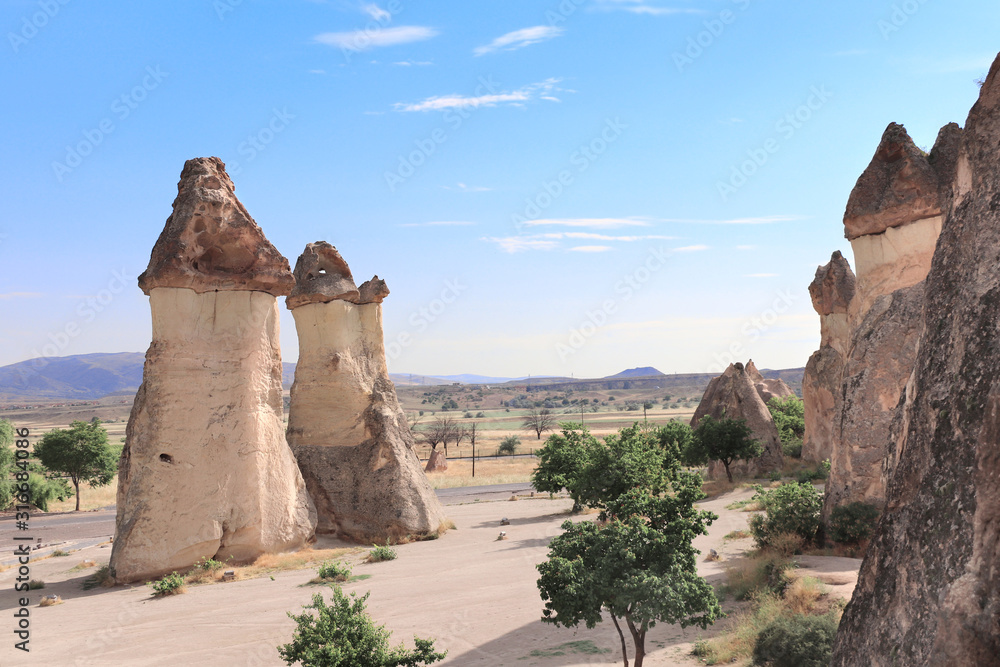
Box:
537;488;721;667
656;420;693;462
531;423;596;511
0;419;15;510
34;419;117;511
278;586;446;667
686;416;763;483
748;482;822;548
767;396;805;455
497;435;520;455
573;423;670;518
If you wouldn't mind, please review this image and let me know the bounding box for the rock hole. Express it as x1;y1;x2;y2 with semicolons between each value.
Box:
159;453;173;463
318;268;327;275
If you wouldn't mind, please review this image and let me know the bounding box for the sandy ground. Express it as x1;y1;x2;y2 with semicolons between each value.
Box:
0;488;859;666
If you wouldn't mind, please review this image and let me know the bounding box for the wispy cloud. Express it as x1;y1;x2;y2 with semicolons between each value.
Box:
593;0;704;16
314;26;438;51
393;60;433;66
394;78;563;112
522;217;653;229
482;237;560;253
673;245;710;252
442;183;492;192
474;26;564;56
401;221;477;228
361;3;391;21
569;245;614;253
483;232;680;253
661;215;804;225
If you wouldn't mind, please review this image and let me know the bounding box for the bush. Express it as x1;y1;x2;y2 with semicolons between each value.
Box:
724;552;793;600
317;560;352;582
367;545;397;563
828;502;881;545
278;587;446;667
749;483;822;548
82;565;115;590
781;437;803;459
795;462;829;484
195;556;228;571
498;435;520;455
752;611;839;667
475;412;484;418
28;579;45;590
151;571;186;597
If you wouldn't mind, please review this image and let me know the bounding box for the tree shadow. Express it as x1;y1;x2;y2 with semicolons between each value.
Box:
469;511;577;531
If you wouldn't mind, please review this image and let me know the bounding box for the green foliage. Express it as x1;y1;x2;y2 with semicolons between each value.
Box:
195;555;229;571
748;483;822;548
530;424;595;507
497;435;520;455
28;579;45;590
752;611;839;667
657;420;693;463
367;546;397;563
781;437;803;458
34;419;117;511
723;552;794;600
537;488;720;667
151;572;185;596
0;420;16;510
828;502;881;545
318;561;353;582
767;396;805;455
26;472;72;512
687;416;764;483
278;587;446;667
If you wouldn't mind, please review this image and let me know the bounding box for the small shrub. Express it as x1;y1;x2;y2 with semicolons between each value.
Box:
28;579;45;590
781;437;803;459
498;435;520;455
783;576;829;616
82;565;115;590
752;611;839;667
50;549;70;557
367;545;397;563
475;411;485;418
317;560;352;582
768;470;783;482
749;483;822;548
151;571;186;597
769;532;806;557
724;553;793;600
829;501;881;545
195;555;228;571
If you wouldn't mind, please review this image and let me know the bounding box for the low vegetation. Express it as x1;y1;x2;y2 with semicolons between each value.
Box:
748;483;823;550
150;571;186;597
366;545;398;563
684;416;764;483
316;560;352;583
828;501;881;545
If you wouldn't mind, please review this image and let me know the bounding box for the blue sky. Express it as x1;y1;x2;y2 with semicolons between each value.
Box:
1;0;996;378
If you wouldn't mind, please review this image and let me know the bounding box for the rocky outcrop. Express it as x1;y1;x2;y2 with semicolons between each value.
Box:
424;450;448;472
690;362;783;479
111;158;316;584
831;54;1000;667
801;252;855;463
286;242;447;542
823;122;960;517
745;360;795;404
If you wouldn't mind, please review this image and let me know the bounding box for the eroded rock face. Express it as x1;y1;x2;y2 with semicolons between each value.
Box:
745;360;795;404
823;123;960;517
111;159;316;584
690;362;783;479
831;54;1000;667
286;243;447;542
802;251;855;463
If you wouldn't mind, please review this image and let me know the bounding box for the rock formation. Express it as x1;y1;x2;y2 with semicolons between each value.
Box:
801;251;855;463
690;361;783;478
110;158;316;584
823;121;960;517
424;449;448;472
286;242;447;542
830;54;1000;667
745;360;795;404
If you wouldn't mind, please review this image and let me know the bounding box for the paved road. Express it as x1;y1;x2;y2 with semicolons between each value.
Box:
0;483;538;565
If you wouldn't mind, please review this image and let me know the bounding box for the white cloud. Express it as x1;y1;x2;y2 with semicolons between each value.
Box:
393;60;433;66
661;215;804;225
394;78;563;112
442;183;493;192
522;217;652;229
673;245;710;252
361;3;391;21
309;69;327;75
483;231;678;253
593;0;704;16
569;245;614;253
314;26;438;51
401;221;477;227
562;232;676;241
482;237;560;253
474;26;564;56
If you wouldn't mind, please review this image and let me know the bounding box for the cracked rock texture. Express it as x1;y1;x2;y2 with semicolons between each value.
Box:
286;242;447;542
831;53;1000;667
111;158;315;584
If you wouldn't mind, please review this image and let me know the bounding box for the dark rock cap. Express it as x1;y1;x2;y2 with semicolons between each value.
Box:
809;250;856;315
287;243;390;309
138;157;294;296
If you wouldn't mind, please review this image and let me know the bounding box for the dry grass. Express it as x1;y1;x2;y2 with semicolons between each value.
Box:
784;576;830;615
47;477;119;513
231;547;362;581
82;566;115;590
724;530;752;541
68;560;98;572
694;592;786;665
39;596;63;607
424;457;537;488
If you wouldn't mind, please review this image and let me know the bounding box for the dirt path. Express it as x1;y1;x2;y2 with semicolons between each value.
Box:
0;487;857;666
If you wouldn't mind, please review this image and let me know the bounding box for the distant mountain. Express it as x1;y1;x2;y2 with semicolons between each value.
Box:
0;352;145;400
604;367;664;379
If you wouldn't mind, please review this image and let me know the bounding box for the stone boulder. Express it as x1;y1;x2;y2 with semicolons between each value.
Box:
802;251;855;463
831;53;1000;667
690;362;783;479
286;242;448;542
111;158;316;584
424;450;448;472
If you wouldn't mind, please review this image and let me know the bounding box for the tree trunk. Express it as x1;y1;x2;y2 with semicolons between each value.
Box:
724;461;733;483
625;615;645;667
610;614;630;667
73;476;80;511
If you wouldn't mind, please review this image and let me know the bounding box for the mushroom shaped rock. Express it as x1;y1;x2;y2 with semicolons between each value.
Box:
110;158;316;584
